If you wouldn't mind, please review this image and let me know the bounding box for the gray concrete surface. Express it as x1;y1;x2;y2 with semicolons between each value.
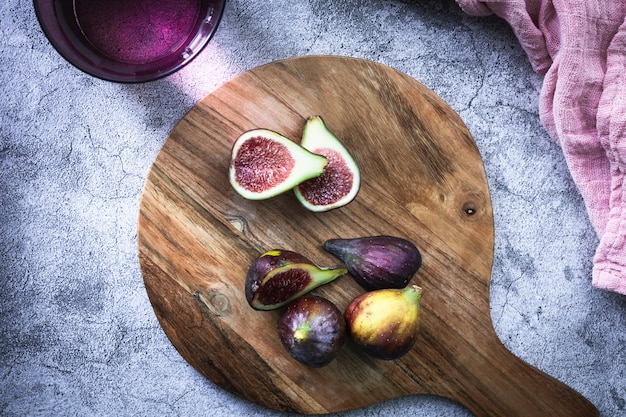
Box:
1;0;625;416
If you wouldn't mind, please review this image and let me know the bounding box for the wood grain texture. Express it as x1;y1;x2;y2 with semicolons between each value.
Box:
137;56;598;416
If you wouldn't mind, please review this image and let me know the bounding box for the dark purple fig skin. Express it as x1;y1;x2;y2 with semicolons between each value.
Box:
277;295;345;368
244;250;312;304
323;235;421;291
245;249;346;310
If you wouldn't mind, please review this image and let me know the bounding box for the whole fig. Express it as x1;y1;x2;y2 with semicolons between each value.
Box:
277;295;345;367
344;285;422;360
245;249;347;311
323;235;421;290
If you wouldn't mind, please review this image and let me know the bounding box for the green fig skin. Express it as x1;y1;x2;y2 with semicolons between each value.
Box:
277;295;345;368
323;235;422;291
245;250;347;311
344;285;422;360
294;116;361;212
229;129;328;200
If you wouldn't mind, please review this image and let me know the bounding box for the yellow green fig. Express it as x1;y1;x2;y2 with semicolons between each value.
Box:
344;285;423;360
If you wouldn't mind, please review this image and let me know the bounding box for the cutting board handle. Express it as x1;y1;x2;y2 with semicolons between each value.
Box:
457;334;599;417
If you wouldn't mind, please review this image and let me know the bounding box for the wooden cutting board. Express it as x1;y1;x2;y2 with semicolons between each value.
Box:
137;56;598;416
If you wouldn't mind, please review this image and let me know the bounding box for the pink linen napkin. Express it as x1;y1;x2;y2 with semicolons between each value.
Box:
456;0;626;295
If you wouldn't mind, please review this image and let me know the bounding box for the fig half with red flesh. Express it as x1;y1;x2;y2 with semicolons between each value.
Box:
229;129;328;200
294;116;360;212
277;295;346;368
245;250;347;311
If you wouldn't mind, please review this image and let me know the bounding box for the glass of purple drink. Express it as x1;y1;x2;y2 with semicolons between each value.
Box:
34;0;225;83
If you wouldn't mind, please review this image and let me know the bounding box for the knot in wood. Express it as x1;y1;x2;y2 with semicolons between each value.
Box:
195;290;232;316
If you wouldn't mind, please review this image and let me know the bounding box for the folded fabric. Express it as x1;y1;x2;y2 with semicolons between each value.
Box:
456;0;626;296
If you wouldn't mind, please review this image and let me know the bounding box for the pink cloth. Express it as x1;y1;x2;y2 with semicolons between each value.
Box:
456;0;626;295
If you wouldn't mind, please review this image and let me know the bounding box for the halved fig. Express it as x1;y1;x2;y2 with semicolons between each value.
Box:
229;129;328;200
245;249;347;311
294;116;360;212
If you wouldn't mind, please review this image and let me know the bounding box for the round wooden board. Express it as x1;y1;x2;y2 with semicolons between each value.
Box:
137;56;598;416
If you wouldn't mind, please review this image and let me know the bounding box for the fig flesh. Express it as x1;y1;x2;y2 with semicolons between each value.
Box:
245;250;347;311
344;285;423;360
229;129;328;200
323;235;422;291
277;295;345;367
294;116;360;212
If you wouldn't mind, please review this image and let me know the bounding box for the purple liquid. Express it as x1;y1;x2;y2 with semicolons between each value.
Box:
34;0;225;82
74;0;199;64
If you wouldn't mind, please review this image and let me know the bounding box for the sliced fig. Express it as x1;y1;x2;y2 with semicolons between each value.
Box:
323;235;422;291
229;129;328;200
294;116;360;212
245;249;347;311
277;295;345;367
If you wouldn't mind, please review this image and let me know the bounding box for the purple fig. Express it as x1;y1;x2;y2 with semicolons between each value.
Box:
344;285;423;360
245;250;347;311
277;295;345;367
323;235;421;291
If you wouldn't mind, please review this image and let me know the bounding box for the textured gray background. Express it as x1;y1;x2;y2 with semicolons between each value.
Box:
2;0;625;416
